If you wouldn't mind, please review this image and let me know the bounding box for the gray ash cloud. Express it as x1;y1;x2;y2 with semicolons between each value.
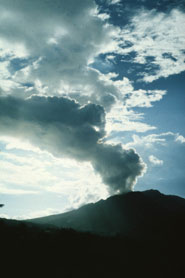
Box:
0;95;145;194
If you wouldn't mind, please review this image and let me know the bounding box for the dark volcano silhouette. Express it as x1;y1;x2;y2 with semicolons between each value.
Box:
28;190;185;240
1;190;185;277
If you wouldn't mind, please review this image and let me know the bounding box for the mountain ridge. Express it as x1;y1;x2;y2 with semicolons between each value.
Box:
26;189;185;239
1;189;185;277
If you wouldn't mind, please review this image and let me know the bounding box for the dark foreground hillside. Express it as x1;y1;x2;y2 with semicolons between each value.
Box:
29;190;185;240
0;218;185;278
1;190;185;277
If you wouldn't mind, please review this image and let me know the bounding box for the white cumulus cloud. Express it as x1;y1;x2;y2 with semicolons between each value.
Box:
149;155;164;166
175;135;185;144
119;8;185;82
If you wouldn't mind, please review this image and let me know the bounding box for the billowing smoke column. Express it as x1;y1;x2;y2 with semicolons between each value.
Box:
92;144;144;194
0;95;145;194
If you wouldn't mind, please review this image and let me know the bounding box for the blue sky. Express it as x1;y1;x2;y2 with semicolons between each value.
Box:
0;0;185;219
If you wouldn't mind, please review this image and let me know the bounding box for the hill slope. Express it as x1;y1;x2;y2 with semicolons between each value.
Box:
1;190;185;277
28;190;185;239
1;216;185;278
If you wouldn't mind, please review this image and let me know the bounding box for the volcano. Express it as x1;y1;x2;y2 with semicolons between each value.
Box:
1;189;185;277
28;190;185;240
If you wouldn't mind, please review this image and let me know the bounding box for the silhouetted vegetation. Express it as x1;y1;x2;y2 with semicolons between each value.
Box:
0;217;185;278
1;191;185;277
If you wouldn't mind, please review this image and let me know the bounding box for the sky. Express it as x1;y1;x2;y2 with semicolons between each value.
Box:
0;0;185;219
